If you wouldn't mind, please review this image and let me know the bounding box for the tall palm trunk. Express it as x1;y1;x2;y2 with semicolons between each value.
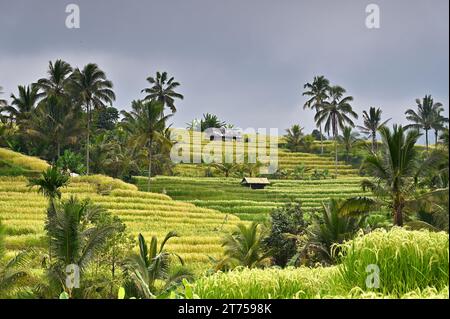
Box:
334;134;338;176
316;103;324;154
319;125;324;154
393;199;404;227
434;130;438;147
46;197;57;263
57;142;61;161
147;140;152;192
425;129;429;152
333;116;338;176
86;101;91;175
371;130;376;153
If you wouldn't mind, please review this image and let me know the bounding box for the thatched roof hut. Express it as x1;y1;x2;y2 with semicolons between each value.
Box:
240;177;270;189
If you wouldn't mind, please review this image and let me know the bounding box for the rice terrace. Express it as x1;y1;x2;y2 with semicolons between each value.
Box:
0;0;448;303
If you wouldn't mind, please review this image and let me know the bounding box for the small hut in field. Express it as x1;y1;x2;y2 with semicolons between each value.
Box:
240;177;270;189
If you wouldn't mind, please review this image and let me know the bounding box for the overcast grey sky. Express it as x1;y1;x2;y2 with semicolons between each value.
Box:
0;0;448;140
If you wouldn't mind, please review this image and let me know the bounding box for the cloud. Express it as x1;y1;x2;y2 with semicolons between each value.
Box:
0;0;448;144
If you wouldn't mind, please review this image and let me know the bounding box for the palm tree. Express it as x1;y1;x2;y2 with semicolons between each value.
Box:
36;59;73;97
28;165;69;263
27;95;83;160
303;76;330;154
338;126;360;162
0;86;7;111
0;220;30;298
2;85;40;126
237;160;264;178
430;106;449;147
357;107;390;152
71;63;116;175
211;162;239;177
142;71;183;114
217;222;269;270
284;125;304;152
315;85;358;175
103;135;144;179
121;100;172;191
292;164;311;179
405;95;442;152
47;197;116;298
124;232;186;298
201;113;225;131
361;125;421;226
28;165;70;201
440;128;449;148
306;198;372;263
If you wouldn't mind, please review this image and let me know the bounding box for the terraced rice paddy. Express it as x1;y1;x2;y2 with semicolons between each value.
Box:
134;176;368;221
170;134;359;177
174;150;358;177
0;175;244;271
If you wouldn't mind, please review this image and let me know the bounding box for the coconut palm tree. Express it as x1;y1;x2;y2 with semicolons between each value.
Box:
103;137;144;179
123;232;186;298
338;126;360;162
2;85;40;127
36;59;73;97
121;100;172;191
405;95;443;152
47;197;116;298
440;128;449;148
28;165;70;263
142;71;183;114
71;63;116;174
303;76;330;154
27;95;83;160
430;106;449;147
357;107;390;152
217;222;269;270
284;125;304;152
315;86;358;175
0;86;7;110
361;125;421;226
0;87;7;124
0;220;30;298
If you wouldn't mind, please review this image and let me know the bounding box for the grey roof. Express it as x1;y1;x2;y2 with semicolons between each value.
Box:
241;177;270;185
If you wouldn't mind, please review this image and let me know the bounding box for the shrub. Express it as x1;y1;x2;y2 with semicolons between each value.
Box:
263;202;308;266
56;150;86;174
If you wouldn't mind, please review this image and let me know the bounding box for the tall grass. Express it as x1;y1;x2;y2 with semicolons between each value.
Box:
192;228;449;299
193;267;337;299
335;227;449;294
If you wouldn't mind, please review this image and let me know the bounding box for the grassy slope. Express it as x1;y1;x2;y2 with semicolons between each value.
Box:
0;148;49;176
0;148;245;271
